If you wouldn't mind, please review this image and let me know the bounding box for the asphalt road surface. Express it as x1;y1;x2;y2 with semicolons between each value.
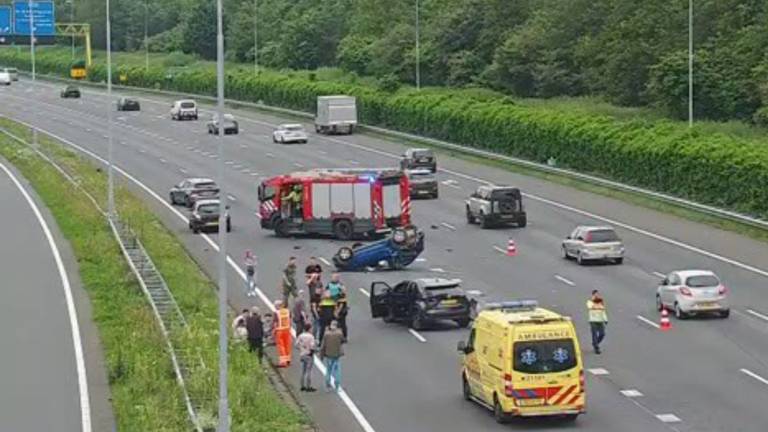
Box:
2;80;768;432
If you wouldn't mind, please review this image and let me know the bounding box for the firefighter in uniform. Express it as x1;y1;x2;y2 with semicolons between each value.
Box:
282;185;303;218
274;300;293;367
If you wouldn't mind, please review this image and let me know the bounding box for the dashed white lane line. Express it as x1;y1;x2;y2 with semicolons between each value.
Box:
159;158;167;164
227;194;237;202
318;150;327;155
430;268;445;273
101;134;108;139
359;288;370;297
440;222;456;231
318;257;332;267
349;159;359;165
250;172;260;177
554;275;575;286
233;164;243;169
636;315;661;329
620;389;644;398
225;160;234;165
138;149;146;154
740;368;768;386
208;154;217;158
239;144;247;149
408;329;427;343
493;246;507;254
746;309;768;323
656;414;682;423
293;162;305;168
266;152;275;158
652;271;666;278
588;368;610;376
240;168;250;174
85;128;92;132
415;258;427;262
179;168;188;174
441;180;461;190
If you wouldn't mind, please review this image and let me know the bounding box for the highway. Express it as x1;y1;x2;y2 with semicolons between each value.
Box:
0;161;98;431
2;79;768;432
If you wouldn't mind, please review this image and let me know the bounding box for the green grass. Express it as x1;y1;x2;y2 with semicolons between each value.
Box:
0;119;305;432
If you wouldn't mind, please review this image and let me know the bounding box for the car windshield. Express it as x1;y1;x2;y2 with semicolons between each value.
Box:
686;275;720;288
285;125;304;132
513;339;578;374
585;229;619;243
197;204;219;215
260;185;276;201
181;102;195;108
194;181;217;189
490;189;519;200
409;171;434;180
413;150;433;159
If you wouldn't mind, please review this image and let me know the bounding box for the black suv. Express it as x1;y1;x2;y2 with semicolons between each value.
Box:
189;199;231;233
117;97;141;111
466;185;527;228
400;148;437;173
60;86;81;98
370;278;471;329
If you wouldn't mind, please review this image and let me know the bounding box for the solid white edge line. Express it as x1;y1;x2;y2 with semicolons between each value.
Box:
318;257;332;267
746;309;768;323
12;122;377;432
554;275;575;286
408;329;427;343
636;315;661;329
0;163;92;432
358;288;370;297
740;368;768;386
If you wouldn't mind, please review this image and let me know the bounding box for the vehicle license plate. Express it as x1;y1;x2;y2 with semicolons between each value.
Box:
517;398;544;407
206;221;219;226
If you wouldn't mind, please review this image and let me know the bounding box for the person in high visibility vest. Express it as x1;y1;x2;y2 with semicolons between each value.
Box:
273;300;293;367
586;290;608;354
317;290;337;344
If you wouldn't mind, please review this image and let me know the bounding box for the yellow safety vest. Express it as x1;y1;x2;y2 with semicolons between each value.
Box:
276;309;291;330
587;300;608;323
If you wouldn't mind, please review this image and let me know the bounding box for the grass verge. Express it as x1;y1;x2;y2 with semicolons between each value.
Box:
0;118;305;431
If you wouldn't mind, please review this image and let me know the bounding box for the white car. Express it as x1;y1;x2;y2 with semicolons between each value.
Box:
273;124;308;144
0;71;11;86
562;225;624;265
170;99;198;121
656;270;729;319
2;68;19;81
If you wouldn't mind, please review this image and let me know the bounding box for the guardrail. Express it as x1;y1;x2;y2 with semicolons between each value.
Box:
19;71;768;231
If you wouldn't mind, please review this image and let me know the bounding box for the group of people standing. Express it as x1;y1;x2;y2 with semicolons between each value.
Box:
233;255;349;393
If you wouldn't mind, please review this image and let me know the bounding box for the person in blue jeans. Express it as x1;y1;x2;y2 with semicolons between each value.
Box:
320;320;345;392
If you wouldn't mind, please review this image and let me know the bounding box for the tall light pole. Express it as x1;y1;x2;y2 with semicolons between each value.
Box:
215;0;229;430
106;0;115;217
415;0;420;90
688;0;693;128
144;0;149;73
253;0;258;75
28;0;38;148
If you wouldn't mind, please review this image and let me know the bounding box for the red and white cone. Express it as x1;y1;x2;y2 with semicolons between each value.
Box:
507;238;517;257
659;308;671;331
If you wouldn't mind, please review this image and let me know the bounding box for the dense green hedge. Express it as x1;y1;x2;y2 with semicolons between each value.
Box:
3;48;768;219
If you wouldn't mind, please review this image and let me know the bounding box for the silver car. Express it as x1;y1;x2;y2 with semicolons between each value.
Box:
656;270;729;319
562;226;624;265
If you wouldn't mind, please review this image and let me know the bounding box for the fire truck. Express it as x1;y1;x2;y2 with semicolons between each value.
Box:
258;169;411;239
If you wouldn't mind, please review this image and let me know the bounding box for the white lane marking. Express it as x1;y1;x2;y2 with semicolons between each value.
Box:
179;168;188;174
318;257;332;267
653;271;666;278
318;150;327;155
227;194;237;202
746;309;768;323
0;163;92;432
620;389;644;398
101;134;108;139
741;368;768;386
415;258;427;262
225;161;234;165
16;123;378;432
208;154;217;158
440;180;461;190
233;164;243;169
408;329;427;343
85;128;91;132
239;144;247;149
554;275;575;286
440;222;456;231
138;149;146;154
349;159;359;165
430;268;445;273
656;414;682;423
588;368;610;376
493;246;507;254
293;162;304;168
636;315;661;329
358;288;370;297
250;172;260;177
159;158;167;164
266;152;275;158
466;290;484;296
240;169;250;174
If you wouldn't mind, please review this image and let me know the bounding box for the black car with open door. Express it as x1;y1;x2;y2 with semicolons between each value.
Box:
370;278;471;330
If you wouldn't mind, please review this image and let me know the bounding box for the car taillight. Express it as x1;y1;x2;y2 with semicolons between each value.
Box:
579;370;585;393
504;373;514;397
718;285;728;295
680;287;693;296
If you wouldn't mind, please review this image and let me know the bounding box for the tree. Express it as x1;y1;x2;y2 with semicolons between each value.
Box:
181;0;218;60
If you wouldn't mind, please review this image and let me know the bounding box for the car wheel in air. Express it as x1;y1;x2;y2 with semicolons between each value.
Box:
674;303;687;320
337;247;354;262
392;228;407;245
333;219;354;240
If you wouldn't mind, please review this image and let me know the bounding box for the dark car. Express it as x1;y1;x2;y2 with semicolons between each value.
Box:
60;85;81;98
189;199;231;233
117;97;140;111
466;185;527;228
406;169;438;199
207;114;239;135
400;148;437;173
169;177;220;208
370;278;472;329
333;226;424;271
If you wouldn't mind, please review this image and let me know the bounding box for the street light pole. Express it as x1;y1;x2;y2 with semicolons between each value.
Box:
29;0;38;148
144;0;149;73
688;0;693;128
106;0;115;217
253;0;258;75
415;0;420;90
69;0;74;59
215;0;229;430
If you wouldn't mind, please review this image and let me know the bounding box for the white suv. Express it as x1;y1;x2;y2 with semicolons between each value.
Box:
170;99;198;120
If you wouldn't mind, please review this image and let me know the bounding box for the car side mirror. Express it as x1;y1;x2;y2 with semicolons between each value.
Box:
566;235;571;240
457;341;467;353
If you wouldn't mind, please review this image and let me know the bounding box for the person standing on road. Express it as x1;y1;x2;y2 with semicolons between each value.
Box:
293;290;309;334
320;320;344;393
245;307;264;364
244;250;257;297
282;257;299;307
587;290;608;354
317;290;336;344
335;288;349;342
327;273;344;301
274;300;293;367
296;323;317;392
305;257;323;340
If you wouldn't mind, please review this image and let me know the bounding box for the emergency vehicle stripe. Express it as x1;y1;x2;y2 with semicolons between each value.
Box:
566;392;581;405
552;385;577;405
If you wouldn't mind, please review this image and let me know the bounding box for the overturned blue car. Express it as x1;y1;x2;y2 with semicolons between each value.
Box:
333;226;425;271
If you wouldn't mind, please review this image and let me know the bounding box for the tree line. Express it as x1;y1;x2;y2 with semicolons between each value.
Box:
59;0;768;122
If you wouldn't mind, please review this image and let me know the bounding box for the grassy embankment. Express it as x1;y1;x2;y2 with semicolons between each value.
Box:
0;118;305;431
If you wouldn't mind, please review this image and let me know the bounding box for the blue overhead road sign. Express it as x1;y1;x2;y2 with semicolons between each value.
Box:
0;7;11;35
13;1;55;36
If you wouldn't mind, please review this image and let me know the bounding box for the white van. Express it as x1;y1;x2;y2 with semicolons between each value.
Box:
2;68;19;81
170;99;198;121
0;71;11;86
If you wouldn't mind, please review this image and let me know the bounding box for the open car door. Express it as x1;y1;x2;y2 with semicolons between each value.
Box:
370;281;392;318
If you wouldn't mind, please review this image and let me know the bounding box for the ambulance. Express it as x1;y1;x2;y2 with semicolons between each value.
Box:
457;300;585;423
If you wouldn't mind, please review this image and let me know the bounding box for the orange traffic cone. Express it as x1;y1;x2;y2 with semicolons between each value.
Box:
507;239;517;257
660;308;671;331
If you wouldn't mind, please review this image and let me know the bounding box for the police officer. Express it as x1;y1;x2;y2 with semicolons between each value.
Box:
317;290;336;344
587;290;608;354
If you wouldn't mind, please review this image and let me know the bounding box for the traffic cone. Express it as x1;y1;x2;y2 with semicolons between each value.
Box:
659;308;671;331
507;238;517;257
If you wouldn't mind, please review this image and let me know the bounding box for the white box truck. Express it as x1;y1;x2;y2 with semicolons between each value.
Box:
315;95;357;135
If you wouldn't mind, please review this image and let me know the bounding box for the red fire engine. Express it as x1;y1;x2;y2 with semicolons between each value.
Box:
258;169;412;239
